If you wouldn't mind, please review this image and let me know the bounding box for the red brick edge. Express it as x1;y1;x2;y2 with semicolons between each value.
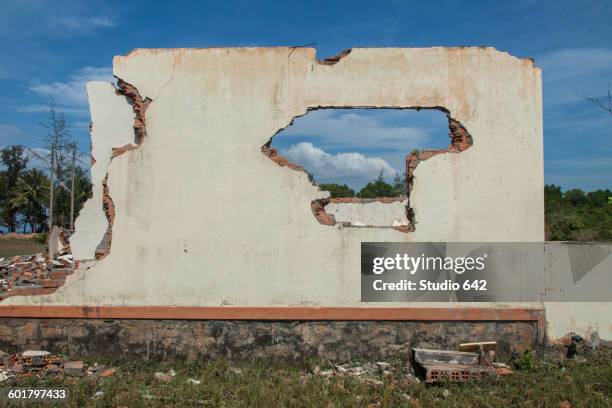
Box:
0;306;543;321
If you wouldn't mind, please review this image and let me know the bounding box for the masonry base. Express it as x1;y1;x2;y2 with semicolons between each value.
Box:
0;319;539;361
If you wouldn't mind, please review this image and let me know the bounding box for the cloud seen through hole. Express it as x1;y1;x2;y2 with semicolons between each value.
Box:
273;109;451;189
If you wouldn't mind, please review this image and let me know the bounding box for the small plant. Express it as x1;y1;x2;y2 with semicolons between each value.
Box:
519;350;535;371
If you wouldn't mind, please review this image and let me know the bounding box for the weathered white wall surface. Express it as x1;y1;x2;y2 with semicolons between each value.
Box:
326;200;409;227
6;48;546;311
70;82;135;261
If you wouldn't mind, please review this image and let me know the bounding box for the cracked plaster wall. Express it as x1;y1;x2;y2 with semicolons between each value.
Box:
70;82;135;261
325;199;410;227
5;47;545;310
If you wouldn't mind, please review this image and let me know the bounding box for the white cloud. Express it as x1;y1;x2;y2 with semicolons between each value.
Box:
15;104;89;116
281;110;431;150
24;66;113;115
0;144;89;174
537;48;612;105
0;123;41;146
50;15;116;31
282;142;398;184
0;0;117;39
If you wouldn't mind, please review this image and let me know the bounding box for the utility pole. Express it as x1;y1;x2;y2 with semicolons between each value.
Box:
70;144;76;230
48;144;55;231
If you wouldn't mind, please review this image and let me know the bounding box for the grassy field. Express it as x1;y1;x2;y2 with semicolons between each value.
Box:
1;348;610;407
0;236;45;258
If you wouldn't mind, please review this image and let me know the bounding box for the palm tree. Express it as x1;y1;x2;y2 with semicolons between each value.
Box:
10;169;49;232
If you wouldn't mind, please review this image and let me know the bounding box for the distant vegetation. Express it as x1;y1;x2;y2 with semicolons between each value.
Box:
545;185;612;241
0;105;92;233
319;171;408;199
317;178;611;242
0;144;92;233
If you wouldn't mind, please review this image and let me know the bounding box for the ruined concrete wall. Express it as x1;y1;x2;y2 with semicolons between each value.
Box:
70;82;135;261
0;318;538;361
4;47;544;309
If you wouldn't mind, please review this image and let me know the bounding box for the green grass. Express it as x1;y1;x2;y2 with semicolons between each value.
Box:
0;237;45;258
2;348;611;407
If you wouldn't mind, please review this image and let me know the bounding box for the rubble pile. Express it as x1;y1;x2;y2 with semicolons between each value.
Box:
0;350;115;381
0;233;74;300
312;361;419;385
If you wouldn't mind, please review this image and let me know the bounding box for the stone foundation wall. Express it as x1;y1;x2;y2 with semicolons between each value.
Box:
0;319;539;361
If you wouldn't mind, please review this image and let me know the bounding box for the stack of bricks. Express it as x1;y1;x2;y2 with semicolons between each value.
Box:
0;245;74;300
0;351;83;377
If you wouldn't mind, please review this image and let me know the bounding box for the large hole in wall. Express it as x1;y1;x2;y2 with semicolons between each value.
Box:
263;108;472;231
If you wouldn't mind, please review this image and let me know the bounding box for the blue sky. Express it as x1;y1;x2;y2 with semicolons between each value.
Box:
0;0;611;190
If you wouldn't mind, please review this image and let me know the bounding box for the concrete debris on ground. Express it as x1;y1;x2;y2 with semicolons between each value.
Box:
0;349;116;380
311;361;419;385
413;341;513;383
154;372;174;382
0;229;74;300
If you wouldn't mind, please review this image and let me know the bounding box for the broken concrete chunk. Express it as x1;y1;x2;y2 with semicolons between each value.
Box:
458;341;497;366
22;350;50;357
334;364;348;373
21;350;51;367
154;372;173;382
319;369;334;377
375;362;391;370
64;361;85;376
412;348;479;366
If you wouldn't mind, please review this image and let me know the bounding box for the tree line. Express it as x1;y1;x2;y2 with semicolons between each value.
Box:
545;185;612;241
318;170;408;199
316;174;611;241
0;106;92;233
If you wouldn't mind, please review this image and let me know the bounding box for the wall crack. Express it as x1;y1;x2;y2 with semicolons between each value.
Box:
94;78;152;259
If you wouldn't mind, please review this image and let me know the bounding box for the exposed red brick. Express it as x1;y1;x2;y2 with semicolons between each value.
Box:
319;49;352;65
8;287;58;297
261;143;305;172
111;143;138;158
40;278;66;288
311;199;336;225
114;79;151;146
392;225;412;233
95;174;115;260
93;79;152;260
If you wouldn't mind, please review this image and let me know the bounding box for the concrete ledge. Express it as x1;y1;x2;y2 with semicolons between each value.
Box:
0;306;544;321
